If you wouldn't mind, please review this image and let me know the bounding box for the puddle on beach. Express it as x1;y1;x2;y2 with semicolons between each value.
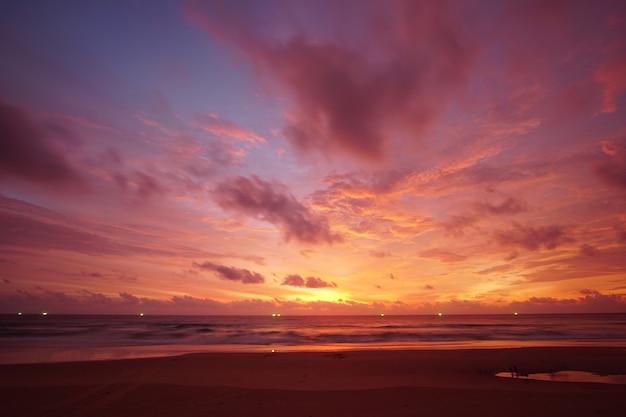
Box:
496;370;626;385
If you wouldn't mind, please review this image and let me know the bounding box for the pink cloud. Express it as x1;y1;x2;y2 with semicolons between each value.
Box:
213;175;342;245
114;170;166;199
594;55;626;114
194;113;265;143
594;138;626;189
185;0;477;163
0;99;82;183
281;274;337;289
193;261;265;284
51;113;123;135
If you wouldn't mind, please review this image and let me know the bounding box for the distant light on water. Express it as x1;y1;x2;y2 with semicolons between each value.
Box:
380;313;385;317
272;313;281;317
42;312;48;316
514;312;518;316
438;312;443;317
139;312;144;317
17;312;22;316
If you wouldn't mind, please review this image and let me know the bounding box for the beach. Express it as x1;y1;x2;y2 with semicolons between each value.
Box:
1;347;625;417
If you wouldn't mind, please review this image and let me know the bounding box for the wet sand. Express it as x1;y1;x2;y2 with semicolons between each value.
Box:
1;347;625;416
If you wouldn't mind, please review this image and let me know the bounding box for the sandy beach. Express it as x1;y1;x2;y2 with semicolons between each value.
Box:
1;347;625;417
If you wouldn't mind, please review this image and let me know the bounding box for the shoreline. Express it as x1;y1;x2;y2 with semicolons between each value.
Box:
1;346;625;416
3;339;626;366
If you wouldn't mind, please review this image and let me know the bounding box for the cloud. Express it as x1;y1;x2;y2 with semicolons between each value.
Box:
0;99;81;183
476;196;528;215
119;292;140;304
494;223;574;251
441;196;528;237
194;261;265;284
369;250;391;258
186;0;477;163
194;113;265;143
418;248;467;263
114;170;166;199
213;175;342;245
0;195;200;258
594;139;626;189
579;244;599;257
594;53;626;114
509;290;626;314
475;264;513;275
441;215;478;237
281;274;337;288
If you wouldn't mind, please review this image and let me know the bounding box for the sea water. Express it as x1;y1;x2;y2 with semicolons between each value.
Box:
1;313;625;364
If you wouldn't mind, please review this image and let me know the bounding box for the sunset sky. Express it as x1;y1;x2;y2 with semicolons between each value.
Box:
1;0;626;315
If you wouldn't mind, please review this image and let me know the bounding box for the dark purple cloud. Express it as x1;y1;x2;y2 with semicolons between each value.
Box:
213;175;342;245
0;99;81;183
495;223;574;251
194;261;265;284
281;274;337;288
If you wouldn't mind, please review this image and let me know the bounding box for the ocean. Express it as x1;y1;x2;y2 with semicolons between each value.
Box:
1;313;625;364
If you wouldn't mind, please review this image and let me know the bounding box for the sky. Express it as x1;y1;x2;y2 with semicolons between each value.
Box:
1;0;626;315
